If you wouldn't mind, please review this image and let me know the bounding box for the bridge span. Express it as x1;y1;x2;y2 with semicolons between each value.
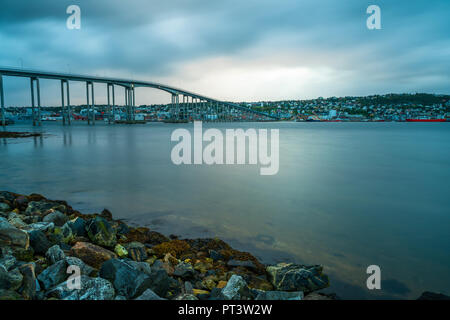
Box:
0;67;278;126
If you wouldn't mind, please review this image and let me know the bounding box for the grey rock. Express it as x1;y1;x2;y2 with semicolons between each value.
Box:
266;263;329;293
134;288;165;300
115;295;127;300
126;260;152;275
27;222;55;233
47;275;115;300
0;254;17;271
37;259;68;290
43;210;68;227
0;266;23;291
173;261;195;279
99;258;153;299
85;216;117;248
66;217;86;237
221;275;250;300
28;230;51;255
255;290;303;300
18;263;37;300
0;191;15;203
147;268;171;298
25;201;66;216
7;212;27;229
65;256;95;276
209;287;226;300
0;217;30;249
46;245;66;264
151;259;165;272
0;202;10;213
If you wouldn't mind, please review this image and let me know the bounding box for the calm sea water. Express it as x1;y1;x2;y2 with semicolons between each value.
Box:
1;121;449;299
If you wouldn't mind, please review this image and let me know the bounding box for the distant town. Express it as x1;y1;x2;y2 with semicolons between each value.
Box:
2;93;450;123
246;93;450;122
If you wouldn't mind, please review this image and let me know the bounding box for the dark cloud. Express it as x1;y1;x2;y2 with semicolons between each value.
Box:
0;0;449;104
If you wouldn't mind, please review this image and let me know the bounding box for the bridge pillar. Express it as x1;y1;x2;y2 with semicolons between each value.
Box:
66;81;71;125
36;79;41;126
131;85;135;121
176;94;180;121
107;84;111;124
124;87;128;121
91;82;95;125
31;78;36;126
183;95;187;120
0;75;5;127
30;78;41;126
86;82;90;125
86;81;95;125
61;80;66;125
111;84;116;123
107;83;115;124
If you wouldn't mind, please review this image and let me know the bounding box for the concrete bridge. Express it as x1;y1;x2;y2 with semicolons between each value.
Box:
0;67;278;126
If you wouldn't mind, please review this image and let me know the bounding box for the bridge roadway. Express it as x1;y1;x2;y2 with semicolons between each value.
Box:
0;67;278;126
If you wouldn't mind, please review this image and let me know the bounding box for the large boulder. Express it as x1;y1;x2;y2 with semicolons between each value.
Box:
0;254;16;270
37;256;94;290
46;245;66;264
99;259;153;299
85;217;117;248
13;195;29;211
0;203;11;215
71;242;117;269
43;210;68;227
148;268;172;297
18;263;37;300
7;212;27;229
66;217;86;237
48;223;74;245
0;217;29;249
0;266;23;291
27;222;54;233
266;263;329;293
221;275;251;300
46;275;115;300
25;201;66;217
28;230;51;254
64;256;95;276
37;259;68;290
126;260;152;275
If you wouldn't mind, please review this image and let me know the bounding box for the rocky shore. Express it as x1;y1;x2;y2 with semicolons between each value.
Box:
0;191;333;300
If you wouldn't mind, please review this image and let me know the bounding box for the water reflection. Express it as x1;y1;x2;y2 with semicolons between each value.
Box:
0;122;449;299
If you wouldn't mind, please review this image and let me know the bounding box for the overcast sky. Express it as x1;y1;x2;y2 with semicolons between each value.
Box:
0;0;449;106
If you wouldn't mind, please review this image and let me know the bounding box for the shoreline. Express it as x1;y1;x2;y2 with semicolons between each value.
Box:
0;131;42;138
0;191;334;300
